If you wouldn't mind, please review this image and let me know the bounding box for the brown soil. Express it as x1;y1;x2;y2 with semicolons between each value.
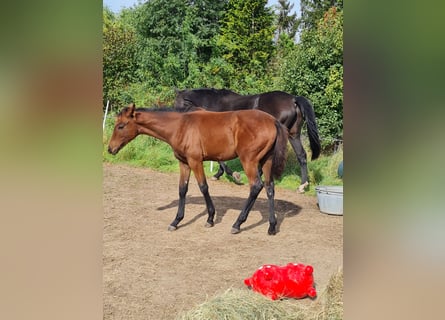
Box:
103;163;343;319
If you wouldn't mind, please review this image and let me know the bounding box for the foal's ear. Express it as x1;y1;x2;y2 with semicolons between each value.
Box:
134;111;141;120
126;103;136;118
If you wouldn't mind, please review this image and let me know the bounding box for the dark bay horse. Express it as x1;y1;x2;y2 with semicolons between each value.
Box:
108;103;288;235
174;88;321;193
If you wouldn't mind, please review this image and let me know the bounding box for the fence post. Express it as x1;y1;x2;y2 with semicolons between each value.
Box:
103;100;110;131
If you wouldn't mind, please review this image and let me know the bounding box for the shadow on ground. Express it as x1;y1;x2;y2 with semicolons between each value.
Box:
157;195;302;233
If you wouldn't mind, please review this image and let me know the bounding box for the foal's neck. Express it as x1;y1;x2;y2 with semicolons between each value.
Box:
136;111;180;143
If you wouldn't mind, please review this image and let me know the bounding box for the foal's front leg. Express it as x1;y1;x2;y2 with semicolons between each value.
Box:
168;162;191;231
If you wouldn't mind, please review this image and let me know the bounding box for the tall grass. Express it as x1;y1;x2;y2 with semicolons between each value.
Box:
103;114;343;194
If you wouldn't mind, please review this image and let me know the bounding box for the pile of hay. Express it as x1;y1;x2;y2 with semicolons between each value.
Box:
313;267;343;319
176;268;343;320
176;288;308;320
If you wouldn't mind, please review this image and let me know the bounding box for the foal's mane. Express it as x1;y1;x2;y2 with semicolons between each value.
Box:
118;106;187;116
136;106;185;113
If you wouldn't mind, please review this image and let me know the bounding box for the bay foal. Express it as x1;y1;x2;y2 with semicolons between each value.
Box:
108;103;288;235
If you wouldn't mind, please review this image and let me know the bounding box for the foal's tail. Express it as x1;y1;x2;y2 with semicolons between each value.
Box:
294;96;321;160
272;121;289;179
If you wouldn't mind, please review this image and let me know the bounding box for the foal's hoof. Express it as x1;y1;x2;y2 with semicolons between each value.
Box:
168;225;178;231
231;227;241;234
211;176;219;181
205;222;214;228
232;172;242;184
297;181;309;193
268;228;277;236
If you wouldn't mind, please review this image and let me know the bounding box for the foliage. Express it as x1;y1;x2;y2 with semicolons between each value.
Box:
131;0;229;90
103;6;138;107
299;0;344;32
281;7;343;149
275;0;299;40
217;0;275;83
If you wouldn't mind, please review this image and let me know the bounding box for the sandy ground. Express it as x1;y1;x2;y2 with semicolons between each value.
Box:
103;163;343;319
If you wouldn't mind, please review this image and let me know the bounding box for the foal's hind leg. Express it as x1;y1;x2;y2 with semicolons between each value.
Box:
288;135;309;193
231;165;263;234
190;160;216;228
262;160;277;235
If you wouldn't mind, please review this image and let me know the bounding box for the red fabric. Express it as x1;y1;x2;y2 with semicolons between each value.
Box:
244;263;317;300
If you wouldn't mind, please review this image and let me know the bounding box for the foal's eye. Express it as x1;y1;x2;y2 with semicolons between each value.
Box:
117;123;126;130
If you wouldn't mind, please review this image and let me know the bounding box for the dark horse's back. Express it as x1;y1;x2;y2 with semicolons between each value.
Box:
174;88;237;111
256;91;298;128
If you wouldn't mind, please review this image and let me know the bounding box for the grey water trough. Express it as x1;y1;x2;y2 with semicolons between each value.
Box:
315;186;343;215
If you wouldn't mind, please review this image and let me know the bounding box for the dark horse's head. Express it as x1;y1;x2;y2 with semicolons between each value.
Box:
173;88;199;111
108;103;139;155
173;88;187;109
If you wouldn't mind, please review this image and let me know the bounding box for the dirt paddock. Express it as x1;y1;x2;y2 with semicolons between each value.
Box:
103;163;343;319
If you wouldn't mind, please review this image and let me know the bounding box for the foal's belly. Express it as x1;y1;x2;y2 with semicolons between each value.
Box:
202;148;237;162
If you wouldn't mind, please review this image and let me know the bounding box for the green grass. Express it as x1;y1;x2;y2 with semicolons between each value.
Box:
103;117;343;195
104;134;179;172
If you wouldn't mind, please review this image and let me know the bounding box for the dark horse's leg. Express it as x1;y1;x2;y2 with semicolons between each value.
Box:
211;162;225;180
288;136;309;193
231;165;263;234
169;161;191;231
212;161;242;184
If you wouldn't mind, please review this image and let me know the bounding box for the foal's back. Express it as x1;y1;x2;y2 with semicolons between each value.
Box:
175;109;278;161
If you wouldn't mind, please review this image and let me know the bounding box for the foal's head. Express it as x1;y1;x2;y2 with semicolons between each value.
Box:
108;103;139;155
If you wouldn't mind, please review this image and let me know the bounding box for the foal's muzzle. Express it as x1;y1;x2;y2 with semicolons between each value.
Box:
108;146;117;155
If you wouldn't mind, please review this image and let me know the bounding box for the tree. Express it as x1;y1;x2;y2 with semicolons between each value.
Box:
176;0;229;88
276;0;299;40
281;7;343;149
132;0;228;88
103;6;138;105
187;0;228;64
269;0;299;80
134;0;189;86
299;0;343;31
217;0;275;83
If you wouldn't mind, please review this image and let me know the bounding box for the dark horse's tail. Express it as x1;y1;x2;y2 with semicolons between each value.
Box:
294;96;321;160
272;121;289;179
